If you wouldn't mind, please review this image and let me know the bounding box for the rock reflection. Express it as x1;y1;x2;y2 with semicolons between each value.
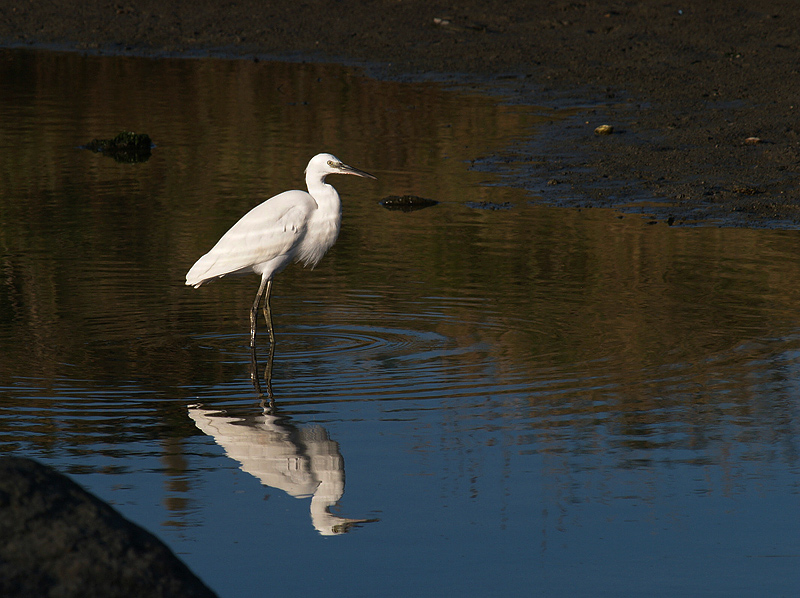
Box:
188;403;373;535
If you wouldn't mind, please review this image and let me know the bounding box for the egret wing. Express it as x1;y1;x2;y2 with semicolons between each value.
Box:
186;191;314;287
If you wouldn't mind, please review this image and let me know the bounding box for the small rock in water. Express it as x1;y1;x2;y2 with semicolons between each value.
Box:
744;136;761;145
379;195;439;212
594;124;614;135
84;131;153;163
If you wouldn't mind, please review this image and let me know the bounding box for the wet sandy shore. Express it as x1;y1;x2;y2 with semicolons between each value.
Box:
2;0;799;226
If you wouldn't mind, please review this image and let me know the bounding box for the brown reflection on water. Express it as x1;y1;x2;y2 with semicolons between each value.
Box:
0;48;541;384
0;47;799;469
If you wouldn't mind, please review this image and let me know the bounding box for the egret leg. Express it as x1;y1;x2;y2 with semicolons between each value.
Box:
249;344;262;396
250;275;275;400
263;337;275;408
250;274;271;350
261;279;275;347
250;319;275;404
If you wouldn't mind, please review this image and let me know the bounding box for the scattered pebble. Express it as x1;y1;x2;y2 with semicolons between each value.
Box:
732;185;763;195
594;124;614;135
744;136;761;144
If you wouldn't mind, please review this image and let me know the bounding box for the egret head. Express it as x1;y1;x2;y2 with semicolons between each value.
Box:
306;153;376;181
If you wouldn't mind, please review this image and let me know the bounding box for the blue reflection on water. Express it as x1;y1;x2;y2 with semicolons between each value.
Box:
1;48;800;597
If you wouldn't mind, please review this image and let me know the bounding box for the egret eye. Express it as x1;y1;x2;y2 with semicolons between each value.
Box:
327;160;335;167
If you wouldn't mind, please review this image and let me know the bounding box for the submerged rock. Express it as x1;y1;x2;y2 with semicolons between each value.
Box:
0;457;217;598
84;131;153;163
379;195;439;212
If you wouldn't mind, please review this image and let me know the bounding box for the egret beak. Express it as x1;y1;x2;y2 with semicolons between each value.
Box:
339;162;377;180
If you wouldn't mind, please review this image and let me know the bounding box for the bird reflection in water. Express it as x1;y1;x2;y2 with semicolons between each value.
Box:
190;220;375;533
188;393;375;535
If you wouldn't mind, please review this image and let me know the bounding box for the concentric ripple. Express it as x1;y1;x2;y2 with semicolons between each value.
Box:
282;323;448;357
214;307;586;417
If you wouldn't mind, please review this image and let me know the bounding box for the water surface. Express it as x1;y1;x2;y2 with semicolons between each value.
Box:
1;49;799;597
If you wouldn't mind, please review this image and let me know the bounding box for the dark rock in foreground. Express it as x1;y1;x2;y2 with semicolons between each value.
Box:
0;457;218;598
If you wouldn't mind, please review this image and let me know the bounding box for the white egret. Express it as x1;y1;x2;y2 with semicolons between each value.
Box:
186;153;376;349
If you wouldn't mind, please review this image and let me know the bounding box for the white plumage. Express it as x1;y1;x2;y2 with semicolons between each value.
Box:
186;152;376;348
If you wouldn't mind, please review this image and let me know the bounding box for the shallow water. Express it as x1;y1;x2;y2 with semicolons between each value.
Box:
1;48;799;596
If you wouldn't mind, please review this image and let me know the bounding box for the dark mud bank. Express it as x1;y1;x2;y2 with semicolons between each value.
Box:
3;0;800;227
